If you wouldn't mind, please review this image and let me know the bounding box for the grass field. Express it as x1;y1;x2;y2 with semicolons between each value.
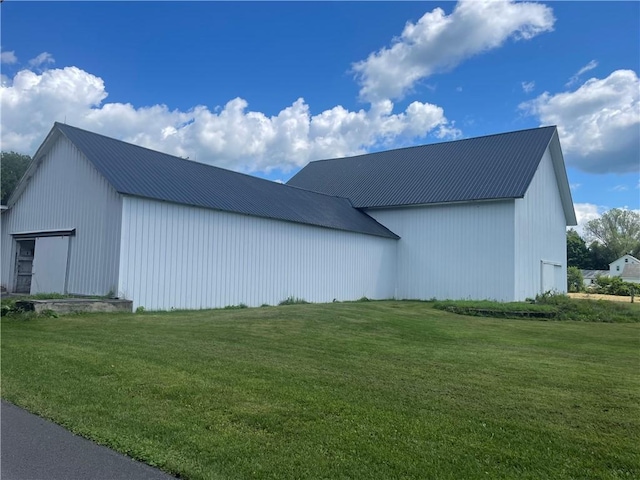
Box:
569;292;638;303
433;295;640;322
2;301;639;479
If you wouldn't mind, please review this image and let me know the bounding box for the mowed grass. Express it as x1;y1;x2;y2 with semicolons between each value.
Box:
2;301;639;479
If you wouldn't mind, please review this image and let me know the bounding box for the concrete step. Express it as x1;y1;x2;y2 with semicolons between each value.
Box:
15;298;133;314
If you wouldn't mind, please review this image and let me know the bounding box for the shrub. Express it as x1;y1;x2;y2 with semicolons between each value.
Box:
567;266;584;293
433;300;557;319
1;300;14;317
434;294;639;323
534;292;638;322
1;298;28;317
534;291;572;305
593;276;635;296
278;297;309;306
224;304;248;310
1;298;56;319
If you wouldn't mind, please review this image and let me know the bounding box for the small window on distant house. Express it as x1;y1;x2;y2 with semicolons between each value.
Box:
625;258;629;263
617;266;620;271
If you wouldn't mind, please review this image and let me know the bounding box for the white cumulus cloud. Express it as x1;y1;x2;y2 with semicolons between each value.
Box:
1;67;106;152
571;202;605;237
0;1;564;175
521;69;640;174
1;51;18;64
0;66;457;173
353;0;554;102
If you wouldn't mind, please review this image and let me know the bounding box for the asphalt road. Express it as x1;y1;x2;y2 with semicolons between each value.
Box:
1;400;176;480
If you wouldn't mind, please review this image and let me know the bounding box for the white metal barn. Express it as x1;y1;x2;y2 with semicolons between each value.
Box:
1;123;576;309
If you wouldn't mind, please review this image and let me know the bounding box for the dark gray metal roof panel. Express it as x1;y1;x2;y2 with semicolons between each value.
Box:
580;270;608;280
287;126;557;208
622;264;640;279
53;123;398;239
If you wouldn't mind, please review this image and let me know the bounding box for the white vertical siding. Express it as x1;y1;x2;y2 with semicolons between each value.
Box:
0;213;13;288
514;147;567;299
0;136;122;295
367;201;516;301
118;196;397;310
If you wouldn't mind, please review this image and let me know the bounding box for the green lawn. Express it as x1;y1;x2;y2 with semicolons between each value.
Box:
2;301;639;479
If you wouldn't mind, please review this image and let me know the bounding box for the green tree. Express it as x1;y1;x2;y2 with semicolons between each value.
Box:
1;151;32;204
585;208;640;261
567;266;584;292
588;241;616;270
566;229;590;268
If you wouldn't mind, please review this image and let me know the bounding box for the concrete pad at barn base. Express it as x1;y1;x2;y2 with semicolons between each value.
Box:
1;401;176;480
16;298;133;314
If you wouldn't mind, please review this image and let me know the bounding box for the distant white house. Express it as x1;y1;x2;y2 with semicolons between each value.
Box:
610;254;640;280
582;254;640;287
581;270;609;287
611;255;640;284
1;123;576;309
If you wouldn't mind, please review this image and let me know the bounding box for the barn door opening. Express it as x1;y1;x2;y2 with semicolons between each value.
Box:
14;240;35;294
541;260;561;294
30;236;70;295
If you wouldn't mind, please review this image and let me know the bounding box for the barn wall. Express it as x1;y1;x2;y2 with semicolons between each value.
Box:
367;201;515;301
0;136;122;295
514;147;568;299
117;196;397;310
0;212;14;289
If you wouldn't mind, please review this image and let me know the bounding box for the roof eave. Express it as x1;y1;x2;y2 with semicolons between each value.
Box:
548;129;578;226
361;196;519;210
119;193;400;240
6;125;64;207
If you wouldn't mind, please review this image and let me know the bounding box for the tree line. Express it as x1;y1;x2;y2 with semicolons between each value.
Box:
567;209;640;270
1;151;32;205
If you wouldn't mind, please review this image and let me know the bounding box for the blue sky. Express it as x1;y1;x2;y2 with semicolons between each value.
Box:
1;1;638;232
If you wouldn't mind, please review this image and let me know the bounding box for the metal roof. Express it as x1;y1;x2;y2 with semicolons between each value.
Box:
50;123;398;239
287;126;560;209
580;270;609;280
621;264;640;280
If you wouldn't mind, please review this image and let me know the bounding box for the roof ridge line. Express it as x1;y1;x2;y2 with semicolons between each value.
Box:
308;125;557;164
54;122;358;202
52;122;399;238
55;122;234;171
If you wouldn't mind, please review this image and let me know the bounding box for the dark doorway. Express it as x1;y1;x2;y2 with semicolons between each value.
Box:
15;240;35;294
